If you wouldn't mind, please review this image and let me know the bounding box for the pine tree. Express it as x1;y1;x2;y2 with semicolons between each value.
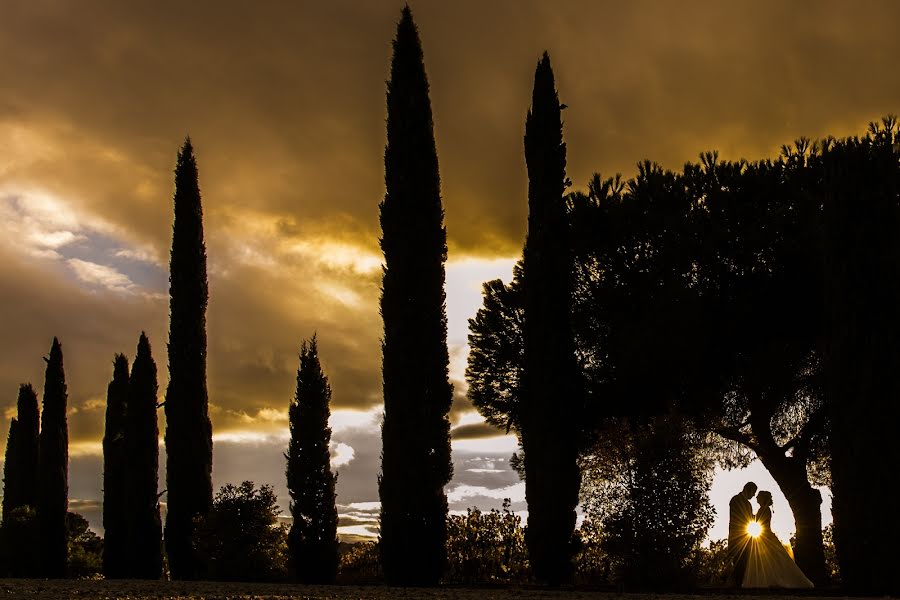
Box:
286;336;338;584
164;138;213;580
127;333;163;579
520;53;581;585
102;354;129;579
2;419;19;525
378;6;454;586
37;337;69;578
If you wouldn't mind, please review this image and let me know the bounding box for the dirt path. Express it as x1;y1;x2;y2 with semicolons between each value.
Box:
0;580;840;600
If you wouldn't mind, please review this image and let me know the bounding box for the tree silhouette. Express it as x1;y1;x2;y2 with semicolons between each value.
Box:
37;337;68;578
102;353;129;579
17;385;40;511
378;6;453;586
164;137;213;580
466;263;524;435
193;482;287;582
286;335;338;584
2;419;18;524
127;333;163;579
4;384;40;517
520;52;581;585
582;416;714;590
824;119;900;595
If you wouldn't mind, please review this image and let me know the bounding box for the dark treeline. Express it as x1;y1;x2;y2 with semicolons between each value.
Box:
468;119;900;592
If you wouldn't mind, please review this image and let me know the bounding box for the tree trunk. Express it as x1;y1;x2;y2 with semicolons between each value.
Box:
756;452;827;585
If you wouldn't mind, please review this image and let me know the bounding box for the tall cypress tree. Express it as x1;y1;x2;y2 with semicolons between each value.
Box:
824;125;900;595
164;138;213;580
37;337;69;578
520;53;581;585
102;354;130;579
128;333;163;579
2;419;19;524
15;384;39;510
286;336;338;584
378;6;453;586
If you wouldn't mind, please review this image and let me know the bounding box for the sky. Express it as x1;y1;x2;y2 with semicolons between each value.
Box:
1;0;896;544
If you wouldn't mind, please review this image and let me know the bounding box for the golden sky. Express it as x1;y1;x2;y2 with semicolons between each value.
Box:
0;0;894;539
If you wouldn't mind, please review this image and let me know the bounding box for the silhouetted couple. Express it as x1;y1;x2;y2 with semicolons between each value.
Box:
728;482;813;588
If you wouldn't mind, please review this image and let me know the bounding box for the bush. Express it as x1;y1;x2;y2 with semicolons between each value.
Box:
337;541;381;584
445;499;528;584
0;506;39;577
193;481;288;581
66;512;103;578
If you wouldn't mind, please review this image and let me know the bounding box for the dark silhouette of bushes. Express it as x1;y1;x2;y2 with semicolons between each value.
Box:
193;482;287;582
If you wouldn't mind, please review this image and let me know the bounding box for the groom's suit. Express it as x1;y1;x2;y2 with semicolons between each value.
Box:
728;492;753;584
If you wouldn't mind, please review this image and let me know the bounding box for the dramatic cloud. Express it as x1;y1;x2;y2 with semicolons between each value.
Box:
0;0;881;538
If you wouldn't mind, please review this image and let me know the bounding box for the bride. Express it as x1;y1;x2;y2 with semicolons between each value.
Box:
743;491;814;588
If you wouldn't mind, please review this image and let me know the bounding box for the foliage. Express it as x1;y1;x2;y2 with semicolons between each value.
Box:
38;337;69;578
127;333;163;578
378;6;453;586
466;264;524;434
444;500;528;584
520;51;582;586
582;416;714;591
193;481;287;582
2;419;18;524
286;336;338;583
66;512;102;579
0;506;39;577
824;117;900;594
821;523;840;585
3;384;40;527
164;137;213;580
102;353;129;578
337;542;381;584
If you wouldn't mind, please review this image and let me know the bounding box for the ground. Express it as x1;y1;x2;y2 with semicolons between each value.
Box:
0;580;842;600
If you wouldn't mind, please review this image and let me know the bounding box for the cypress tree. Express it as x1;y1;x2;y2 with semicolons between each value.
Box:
2;419;19;524
37;337;69;578
378;6;453;586
15;384;39;510
127;333;163;579
164;138;213;580
520;53;581;585
286;336;338;584
824;125;900;594
102;354;129;579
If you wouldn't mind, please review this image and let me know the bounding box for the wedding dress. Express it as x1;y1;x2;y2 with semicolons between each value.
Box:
742;506;814;588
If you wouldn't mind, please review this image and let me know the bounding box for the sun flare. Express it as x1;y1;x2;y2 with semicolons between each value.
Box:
747;521;763;538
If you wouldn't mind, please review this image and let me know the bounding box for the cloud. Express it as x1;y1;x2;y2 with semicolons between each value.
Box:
451;421;506;440
0;0;863;540
67;258;138;294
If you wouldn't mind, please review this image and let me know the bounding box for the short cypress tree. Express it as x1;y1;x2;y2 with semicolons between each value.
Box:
15;384;39;510
286;336;338;584
2;419;19;524
378;6;454;585
164;138;213;580
37;337;69;578
102;354;130;579
520;53;582;585
127;333;163;579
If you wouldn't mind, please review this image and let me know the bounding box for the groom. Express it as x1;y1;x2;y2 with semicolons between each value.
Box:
727;481;757;586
